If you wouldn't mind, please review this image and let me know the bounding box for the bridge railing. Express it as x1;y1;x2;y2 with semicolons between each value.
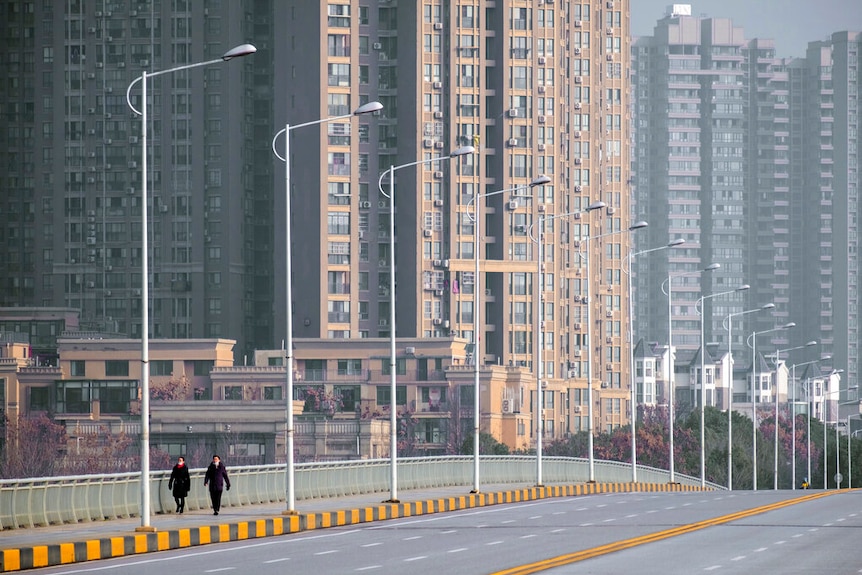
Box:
0;456;718;529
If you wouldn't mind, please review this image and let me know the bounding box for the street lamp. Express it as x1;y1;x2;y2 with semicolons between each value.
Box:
747;321;795;490
582;220;648;482
465;175;550;493
625;238;685;482
697;284;750;487
378;145;475;502
272;100;383;514
798;357;830;489
527;202;607;485
820;370;844;488
768;340;817;490
125;42;256;531
723;303;775;490
662;262;720;483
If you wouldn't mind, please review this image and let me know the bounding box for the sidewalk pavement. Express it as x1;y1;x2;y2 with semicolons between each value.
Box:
0;481;703;572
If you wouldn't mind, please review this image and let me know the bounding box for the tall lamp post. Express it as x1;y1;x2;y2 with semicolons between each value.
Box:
790;356;828;490
528;202;607;485
768;340;817;490
723;303;775;490
272;100;382;513
582;221;648;482
662;263;720;483
378;146;475;502
625;238;686;482
747;322;795;490
696;284;750;487
465;175;550;492
125;43;256;531
820;371;845;488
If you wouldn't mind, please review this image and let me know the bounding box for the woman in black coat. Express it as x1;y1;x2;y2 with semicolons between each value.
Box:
168;456;191;513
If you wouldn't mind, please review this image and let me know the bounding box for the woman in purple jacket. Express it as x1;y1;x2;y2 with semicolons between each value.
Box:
203;454;231;515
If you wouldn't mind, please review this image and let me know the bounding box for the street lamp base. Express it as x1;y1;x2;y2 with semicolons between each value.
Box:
281;510;298;516
383;498;401;504
135;526;157;533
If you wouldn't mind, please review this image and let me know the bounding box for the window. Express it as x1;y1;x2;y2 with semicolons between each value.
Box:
105;360;129;377
264;386;283;400
151;360;173;376
70;360;85;377
338;359;362;375
327;213;350;235
376;385;407;405
194;360;213;376
224;386;243;400
30;387;51;411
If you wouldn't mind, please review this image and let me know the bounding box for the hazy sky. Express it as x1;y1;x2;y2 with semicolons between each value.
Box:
632;1;862;57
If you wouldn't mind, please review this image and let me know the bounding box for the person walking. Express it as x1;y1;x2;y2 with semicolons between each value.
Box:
204;454;230;515
168;456;190;513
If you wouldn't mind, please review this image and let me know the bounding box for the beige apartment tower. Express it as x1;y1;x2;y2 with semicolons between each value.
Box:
276;1;634;442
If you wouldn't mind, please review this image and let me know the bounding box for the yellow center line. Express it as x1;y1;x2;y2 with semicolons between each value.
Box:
491;491;838;575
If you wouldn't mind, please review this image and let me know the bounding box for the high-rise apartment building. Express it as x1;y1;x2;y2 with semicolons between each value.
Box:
633;7;784;369
279;0;636;437
1;0;637;441
0;1;269;360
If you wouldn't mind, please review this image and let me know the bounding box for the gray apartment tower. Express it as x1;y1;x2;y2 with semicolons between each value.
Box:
634;7;859;390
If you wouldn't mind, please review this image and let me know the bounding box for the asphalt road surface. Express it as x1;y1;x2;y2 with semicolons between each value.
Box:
25;490;861;575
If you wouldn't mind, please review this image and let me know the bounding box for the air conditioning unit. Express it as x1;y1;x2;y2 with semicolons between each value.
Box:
140;59;149;67
373;42;382;50
442;259;450;268
424;230;433;237
574;102;582;110
359;201;371;208
128;161;137;169
433;318;442;326
507;200;518;210
606;311;613;318
515;224;527;233
433;259;442;267
96;62;103;68
87;281;95;288
379;319;389;327
574;185;583;192
433;22;443;30
434;111;444;119
105;290;112;297
86;238;96;245
606;337;613;344
605;363;613;371
378;200;388;208
502;399;513;414
433;171;443;179
574;348;582;355
134;289;142;296
573;295;581;302
434;290;444;297
159;204;169;213
607;1;614;7
607;54;614;61
606;206;616;215
406;346;416;354
507;138;518;147
573;212;582;220
574;158;582;165
537;143;546;151
574;47;582;55
129;136;138;144
434;141;444;149
434;199;444;207
432;81;442;89
573;131;582;139
574;405;582;413
575;76;582;84
507;109;518;117
538;115;546;123
424;139;434;148
117;62;124;69
538;85;546;94
568;370;577;378
87;72;96;79
484;288;492;296
538;56;546;65
606;28;614;35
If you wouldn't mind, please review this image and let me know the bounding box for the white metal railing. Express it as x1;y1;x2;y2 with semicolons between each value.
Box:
0;456;718;530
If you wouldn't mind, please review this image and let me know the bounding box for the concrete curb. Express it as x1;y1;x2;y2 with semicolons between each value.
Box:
0;482;705;572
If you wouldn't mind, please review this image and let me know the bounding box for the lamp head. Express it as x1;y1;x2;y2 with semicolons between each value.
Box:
449;146;475;157
783;322;797;329
586;201;607;211
805;340;817;346
530;175;552;187
353;101;383;115
704;263;721;271
736;284;751;292
668;238;686;247
629;221;649;230
221;43;257;61
761;303;776;310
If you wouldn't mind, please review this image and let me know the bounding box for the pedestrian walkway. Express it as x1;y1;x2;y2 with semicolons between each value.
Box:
0;481;704;572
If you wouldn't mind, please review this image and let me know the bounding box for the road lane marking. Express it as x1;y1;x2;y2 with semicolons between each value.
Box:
403;536;422;541
404;556;427;562
314;550;339;555
361;542;382;548
355;565;381;571
731;556;746;561
490;490;837;575
263;558;290;563
448;548;468;553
